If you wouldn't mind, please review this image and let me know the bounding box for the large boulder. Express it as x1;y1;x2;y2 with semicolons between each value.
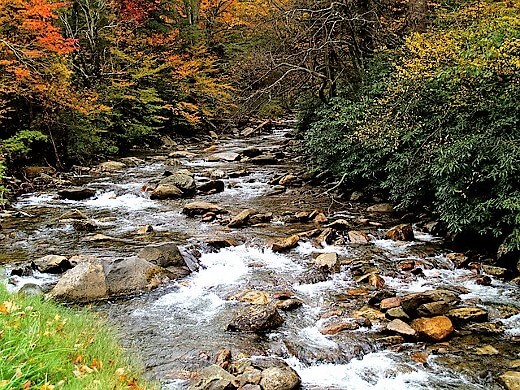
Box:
150;184;183;200
105;257;174;296
49;260;108;302
57;187;96;201
183;201;227;217
157;173;196;196
411;316;454;341
227;305;284;333
228;209;257;228
137;242;185;268
260;366;301;390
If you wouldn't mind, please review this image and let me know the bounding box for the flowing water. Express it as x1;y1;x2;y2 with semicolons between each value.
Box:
1;123;519;389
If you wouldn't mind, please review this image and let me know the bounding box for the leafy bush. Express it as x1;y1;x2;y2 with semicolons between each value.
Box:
301;0;520;251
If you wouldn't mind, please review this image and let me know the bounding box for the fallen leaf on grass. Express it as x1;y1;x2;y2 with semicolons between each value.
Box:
73;364;94;378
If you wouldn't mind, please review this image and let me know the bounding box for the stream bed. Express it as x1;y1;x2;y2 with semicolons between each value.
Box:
1;122;519;389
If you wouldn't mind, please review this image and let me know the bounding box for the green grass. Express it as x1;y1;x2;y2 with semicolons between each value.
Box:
0;285;153;389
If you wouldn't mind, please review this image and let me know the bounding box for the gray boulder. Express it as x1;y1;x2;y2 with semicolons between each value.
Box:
50;260;108;302
138;242;185;268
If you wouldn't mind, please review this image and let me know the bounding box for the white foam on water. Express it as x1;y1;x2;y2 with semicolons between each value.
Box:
14;193;57;207
373;238;417;253
503;314;520;336
414;230;442;243
299;326;339;348
294;279;339;298
84;191;158;210
154;245;302;312
3;269;59;293
287;351;485;390
296;241;351;256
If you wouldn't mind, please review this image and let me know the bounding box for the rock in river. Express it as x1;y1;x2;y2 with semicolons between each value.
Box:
138;242;185;268
411;316;454;341
33;254;72;273
227;304;284;333
386;223;414;241
50;260;108;302
183;201;227;217
57;187;96;200
271;234;300;252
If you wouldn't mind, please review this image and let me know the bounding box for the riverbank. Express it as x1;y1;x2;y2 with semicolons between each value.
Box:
0;285;152;389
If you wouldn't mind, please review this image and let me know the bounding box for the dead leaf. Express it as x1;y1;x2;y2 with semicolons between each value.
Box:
72;354;83;364
91;358;103;371
23;381;31;389
40;383;55;390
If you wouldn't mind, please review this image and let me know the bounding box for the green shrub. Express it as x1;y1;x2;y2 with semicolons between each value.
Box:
301;0;520;251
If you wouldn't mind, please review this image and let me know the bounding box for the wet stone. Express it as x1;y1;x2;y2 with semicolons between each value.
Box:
411;316;454;342
227;305;284;333
386;319;416;338
447;307;488;324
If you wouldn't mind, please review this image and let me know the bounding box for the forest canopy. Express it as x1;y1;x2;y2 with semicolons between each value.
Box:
0;0;518;253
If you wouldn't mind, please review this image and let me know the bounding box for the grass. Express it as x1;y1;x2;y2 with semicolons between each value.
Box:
0;285;154;389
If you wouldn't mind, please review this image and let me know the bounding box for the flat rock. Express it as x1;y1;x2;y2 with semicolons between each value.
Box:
367;203;393;213
320;321;360;335
228;209;257;228
237;290;271;305
183;201;227;217
447;307;488;324
387;319;416;337
50;260;108;302
500;371;520;390
325;219;350;230
33;255;72;273
207;152;240;162
348;230;371;244
99;161;126;171
138;242;185;267
411;316;454;341
57;187;96;201
380;297;401;310
188;364;236;390
206;237;240;249
272;235;300;252
249;154;278;165
386;224;414;241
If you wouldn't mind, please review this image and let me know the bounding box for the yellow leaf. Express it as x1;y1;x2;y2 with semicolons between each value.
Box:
40;383;55;390
0;380;10;386
115;367;127;382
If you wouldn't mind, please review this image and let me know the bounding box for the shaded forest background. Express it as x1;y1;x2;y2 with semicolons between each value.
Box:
0;0;518;254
